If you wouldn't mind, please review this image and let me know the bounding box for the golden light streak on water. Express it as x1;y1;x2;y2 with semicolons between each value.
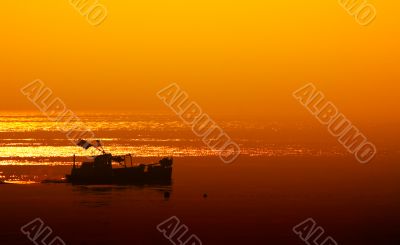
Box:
3;180;37;184
0;110;349;187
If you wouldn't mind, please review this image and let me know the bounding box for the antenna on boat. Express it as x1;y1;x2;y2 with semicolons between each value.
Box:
93;140;106;154
126;153;133;167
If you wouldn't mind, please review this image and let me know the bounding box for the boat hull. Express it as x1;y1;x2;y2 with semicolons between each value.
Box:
66;167;172;185
66;156;173;185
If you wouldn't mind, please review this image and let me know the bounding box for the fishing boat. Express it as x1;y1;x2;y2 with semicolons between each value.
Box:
65;139;173;185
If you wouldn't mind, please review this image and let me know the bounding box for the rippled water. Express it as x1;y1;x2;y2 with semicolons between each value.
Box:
0;111;354;182
0;111;348;159
1;112;399;245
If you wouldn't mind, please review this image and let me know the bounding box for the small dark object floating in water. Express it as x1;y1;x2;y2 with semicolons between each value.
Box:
203;193;208;198
164;191;171;199
41;179;67;184
66;146;173;185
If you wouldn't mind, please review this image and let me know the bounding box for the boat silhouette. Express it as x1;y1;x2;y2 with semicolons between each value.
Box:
66;140;173;185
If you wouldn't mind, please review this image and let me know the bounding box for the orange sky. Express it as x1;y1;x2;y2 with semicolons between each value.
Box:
0;0;399;122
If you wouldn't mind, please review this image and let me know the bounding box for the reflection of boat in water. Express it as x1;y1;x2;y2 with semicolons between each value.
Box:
66;140;173;185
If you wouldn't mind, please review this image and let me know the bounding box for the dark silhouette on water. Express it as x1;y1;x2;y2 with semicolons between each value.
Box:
66;153;173;185
66;140;173;185
41;179;67;184
164;191;171;199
